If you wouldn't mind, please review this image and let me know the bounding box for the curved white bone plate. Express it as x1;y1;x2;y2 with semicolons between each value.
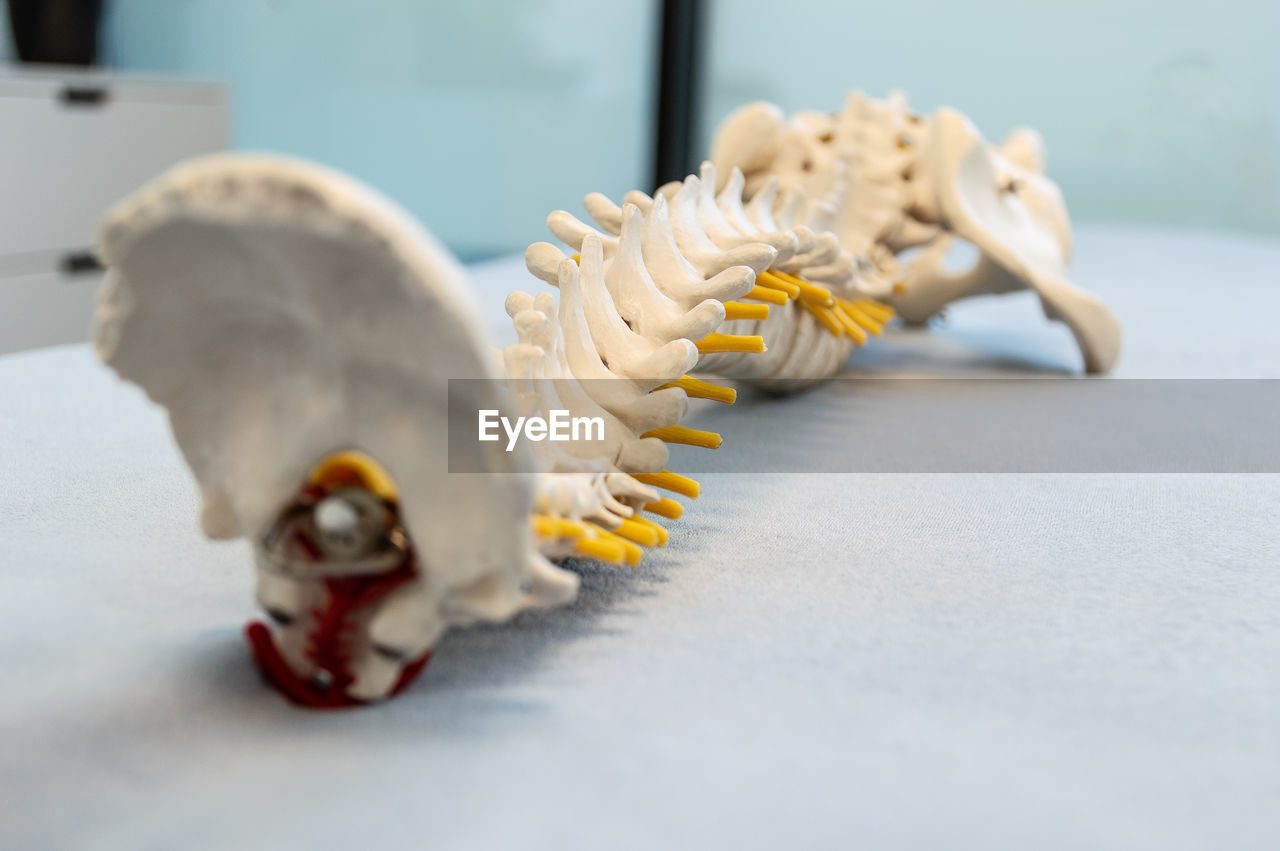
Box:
95;154;577;701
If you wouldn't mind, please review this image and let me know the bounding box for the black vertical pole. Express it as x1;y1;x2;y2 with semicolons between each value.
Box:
6;0;104;65
652;0;704;190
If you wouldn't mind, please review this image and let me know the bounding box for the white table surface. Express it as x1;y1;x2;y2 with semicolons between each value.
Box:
1;226;1278;850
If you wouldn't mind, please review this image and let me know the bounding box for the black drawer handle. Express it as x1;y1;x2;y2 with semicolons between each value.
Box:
61;251;103;276
60;85;111;107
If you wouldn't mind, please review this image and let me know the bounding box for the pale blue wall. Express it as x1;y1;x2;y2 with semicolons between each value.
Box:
704;0;1280;236
99;0;657;259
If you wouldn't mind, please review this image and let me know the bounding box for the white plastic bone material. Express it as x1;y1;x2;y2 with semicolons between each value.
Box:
94;154;578;701
711;92;1123;374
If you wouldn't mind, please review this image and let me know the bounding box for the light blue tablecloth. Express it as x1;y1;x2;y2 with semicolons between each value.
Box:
1;227;1277;850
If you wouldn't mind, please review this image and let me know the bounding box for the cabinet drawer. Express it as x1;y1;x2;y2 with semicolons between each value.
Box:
0;70;228;258
0;267;106;356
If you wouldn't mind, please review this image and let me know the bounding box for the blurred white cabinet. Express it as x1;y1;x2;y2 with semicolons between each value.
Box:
0;67;227;355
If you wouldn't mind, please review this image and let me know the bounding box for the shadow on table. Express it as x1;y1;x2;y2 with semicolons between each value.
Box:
424;558;671;691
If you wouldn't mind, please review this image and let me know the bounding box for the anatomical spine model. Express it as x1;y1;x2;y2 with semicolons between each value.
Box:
93;92;1116;707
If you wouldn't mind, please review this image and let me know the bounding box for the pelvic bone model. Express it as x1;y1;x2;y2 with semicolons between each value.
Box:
711;91;1122;374
93;92;1118;707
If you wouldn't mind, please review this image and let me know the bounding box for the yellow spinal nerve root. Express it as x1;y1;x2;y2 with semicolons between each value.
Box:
835;297;887;335
769;270;833;305
798;299;845;336
755;271;800;299
696;333;765;354
658;375;737;405
534;515;647;566
723;301;770;321
531;514;586;540
643;497;684;520
855;299;895;323
629;514;669;546
744;284;789;305
830;303;868;344
585;523;644;566
632;470;700;499
572;535;627;565
613;517;661;547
